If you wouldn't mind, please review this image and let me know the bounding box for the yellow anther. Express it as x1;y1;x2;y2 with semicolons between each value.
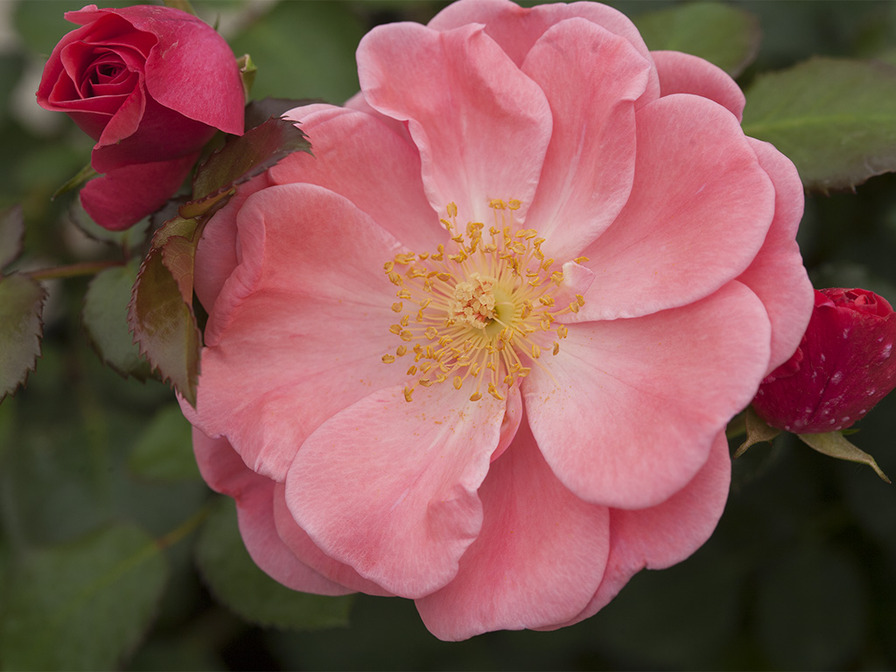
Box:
487;383;505;401
389;324;402;335
383;261;394;273
396;345;407;357
470;392;483;402
404;386;414;402
552;342;560;356
453;376;463;390
425;326;439;340
406;365;417;375
447;202;458;217
557;325;569;339
382;354;395;363
400;330;413;341
419;379;433;387
400;315;410;327
576;294;585;306
531;344;541;359
391;302;403;312
574;256;589;264
397;289;412;300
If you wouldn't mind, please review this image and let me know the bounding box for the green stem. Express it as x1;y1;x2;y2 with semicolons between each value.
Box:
157;500;214;550
26;260;121;281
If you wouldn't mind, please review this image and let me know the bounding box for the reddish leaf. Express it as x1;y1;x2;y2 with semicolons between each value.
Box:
129;246;201;406
183;117;309;219
0;274;47;401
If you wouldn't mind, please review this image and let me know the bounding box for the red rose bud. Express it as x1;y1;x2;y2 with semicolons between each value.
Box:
36;4;245;230
752;288;896;433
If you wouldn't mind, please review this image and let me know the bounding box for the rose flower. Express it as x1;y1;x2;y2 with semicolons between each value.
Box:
36;4;244;230
752;288;896;433
181;0;813;639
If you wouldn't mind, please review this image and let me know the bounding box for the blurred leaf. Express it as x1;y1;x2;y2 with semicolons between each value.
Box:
798;431;891;482
0;524;168;671
195;498;354;630
129;245;201;406
82;259;152;380
755;543;867;669
51;162;98;200
0;274;46;401
70;201;152;249
0;205;24;269
228;1;364;104
185;117;310;217
633;2;760;76
129;405;201;482
245;97;321;131
743;57;896;191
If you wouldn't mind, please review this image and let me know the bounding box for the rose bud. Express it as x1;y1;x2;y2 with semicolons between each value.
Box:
36;4;245;230
752;287;896;433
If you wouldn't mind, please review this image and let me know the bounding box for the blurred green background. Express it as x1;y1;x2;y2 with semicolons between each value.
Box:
2;0;896;669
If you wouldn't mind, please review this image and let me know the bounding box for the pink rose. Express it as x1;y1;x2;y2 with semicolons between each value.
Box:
182;0;813;639
752;288;896;433
36;4;245;230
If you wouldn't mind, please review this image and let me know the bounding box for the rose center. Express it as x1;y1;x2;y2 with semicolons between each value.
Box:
382;200;586;402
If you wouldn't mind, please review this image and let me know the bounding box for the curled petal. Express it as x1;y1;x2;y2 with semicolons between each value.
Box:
286;384;506;598
357;21;551;223
416;420;610;640
652;50;746;121
192;428;352;595
525;281;769;509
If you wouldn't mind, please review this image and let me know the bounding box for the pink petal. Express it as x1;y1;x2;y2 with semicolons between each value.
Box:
416;420;610;640
577;94;776;320
285;383;507;598
192;428;352;595
521;17;649;259
193;171;273;315
356;21;552;223
524;281;769;509
427;0;660;102
652;50;746;121
547;430;731;629
737;138;814;375
194;184;407;481
79;153;197;230
271;483;395;597
274;104;445;250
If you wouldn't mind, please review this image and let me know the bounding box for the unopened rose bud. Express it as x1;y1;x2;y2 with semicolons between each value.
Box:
752;288;896;433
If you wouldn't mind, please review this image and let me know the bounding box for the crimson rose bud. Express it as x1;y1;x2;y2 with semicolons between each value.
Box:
752;288;896;433
36;4;245;230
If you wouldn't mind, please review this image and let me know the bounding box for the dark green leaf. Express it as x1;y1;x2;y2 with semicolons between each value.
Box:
0;524;168;671
51;162;98;200
633;2;760;77
0;274;46;401
0;205;23;269
129;246;201;406
743;57;896;190
82;259;152;380
195;498;354;630
129;405;201;482
755;543;867;669
187;117;310;215
228;0;364;104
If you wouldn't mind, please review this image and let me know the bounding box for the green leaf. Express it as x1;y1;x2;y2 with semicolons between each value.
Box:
742;57;896;191
0;524;168;671
633;2;760;77
0;274;46;401
195;498;354;630
82;259;152;380
754;543;867;669
0;205;24;270
797;430;891;482
129;245;201;406
228;0;364;104
129;405;201;482
185;117;310;218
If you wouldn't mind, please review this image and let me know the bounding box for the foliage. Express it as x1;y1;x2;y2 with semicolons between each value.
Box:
2;0;896;669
